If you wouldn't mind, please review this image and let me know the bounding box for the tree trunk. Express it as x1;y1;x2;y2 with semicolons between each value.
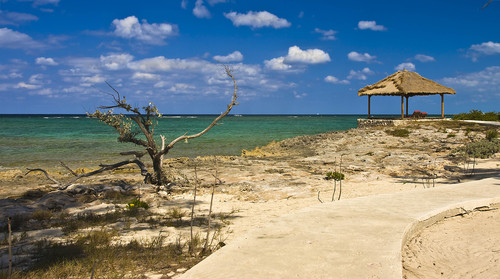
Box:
151;154;168;185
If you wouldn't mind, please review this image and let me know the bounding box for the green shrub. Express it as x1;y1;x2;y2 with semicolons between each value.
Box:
386;128;410;137
422;137;430;143
325;171;345;181
126;198;149;210
453;139;500;158
447;133;456;138
453;110;499;121
485;129;498;141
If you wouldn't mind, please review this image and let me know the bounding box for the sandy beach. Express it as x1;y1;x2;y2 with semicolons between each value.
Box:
1;120;499;278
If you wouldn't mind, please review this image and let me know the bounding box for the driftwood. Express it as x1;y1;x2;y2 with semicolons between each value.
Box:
25;158;150;190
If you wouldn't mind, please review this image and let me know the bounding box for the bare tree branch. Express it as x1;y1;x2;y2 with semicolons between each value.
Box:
482;0;494;9
60;161;78;177
25;169;62;185
163;65;238;154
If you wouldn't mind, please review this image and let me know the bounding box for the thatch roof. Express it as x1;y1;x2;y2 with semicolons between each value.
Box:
358;69;456;96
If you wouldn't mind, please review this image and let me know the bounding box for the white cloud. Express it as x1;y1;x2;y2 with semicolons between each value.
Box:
15;82;41;89
81;75;105;86
0;72;22;79
29;74;44;84
167;83;196;92
181;0;188;9
206;0;228;5
132;72;160;80
293;91;307;99
128;56;212;72
112;16;178;45
468;41;500;61
100;53;134;70
36;57;58;66
224;11;291;29
395;62;416;71
442;66;500;90
264;57;292;71
0;11;38;25
314;28;337;40
324;75;350;84
213;51;244;62
347;51;377;63
347;68;374;80
414;54;435;62
193;0;211;18
0;28;44;49
29;0;60;6
358;21;386;31
283;46;331;64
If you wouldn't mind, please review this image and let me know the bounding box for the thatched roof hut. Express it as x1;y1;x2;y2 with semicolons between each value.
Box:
358;69;456;118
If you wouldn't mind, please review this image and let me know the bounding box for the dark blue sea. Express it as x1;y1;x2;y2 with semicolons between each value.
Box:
0;114;363;169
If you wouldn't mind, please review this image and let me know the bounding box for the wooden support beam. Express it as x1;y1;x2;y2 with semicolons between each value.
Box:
368;95;371;118
405;96;409;117
401;96;404;119
441;94;445;118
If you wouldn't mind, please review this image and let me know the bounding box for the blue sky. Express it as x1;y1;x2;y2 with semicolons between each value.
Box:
0;0;499;115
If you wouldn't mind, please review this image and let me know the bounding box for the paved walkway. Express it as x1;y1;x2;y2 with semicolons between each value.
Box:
462;120;500;127
180;177;500;279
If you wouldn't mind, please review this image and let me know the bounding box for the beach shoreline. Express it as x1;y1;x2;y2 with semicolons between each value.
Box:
0;120;499;278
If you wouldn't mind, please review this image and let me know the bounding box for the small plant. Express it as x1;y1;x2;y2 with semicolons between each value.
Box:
422;137;430;143
386;128;410;137
452;139;500;159
447;133;456;138
485;129;498;141
31;209;53;221
126;198;149;210
325;171;345;181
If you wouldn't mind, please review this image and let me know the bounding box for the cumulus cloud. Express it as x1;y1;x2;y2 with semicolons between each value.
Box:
15;82;41;89
347;68;374;80
213;51;244;62
314;28;337;40
264;57;292;71
347;51;377;63
193;0;211;18
181;0;188;9
128;56;212;72
468;41;500;61
36;57;58;66
112;16;178;45
0;11;38;25
80;75;105;86
358;21;386;31
0;28;44;49
395;62;416;71
283;46;330;64
442;66;500;90
224;11;291;29
324;75;350;84
414;54;435;62
100;53;134;70
132;72;160;80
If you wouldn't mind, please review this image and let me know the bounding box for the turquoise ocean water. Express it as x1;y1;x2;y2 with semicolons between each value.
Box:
0;114;362;169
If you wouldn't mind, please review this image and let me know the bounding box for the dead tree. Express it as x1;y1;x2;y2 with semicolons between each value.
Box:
89;65;238;185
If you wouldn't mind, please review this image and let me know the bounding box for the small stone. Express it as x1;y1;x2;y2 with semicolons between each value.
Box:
176;268;187;273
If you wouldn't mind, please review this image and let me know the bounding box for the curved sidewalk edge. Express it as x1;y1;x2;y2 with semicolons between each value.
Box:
180;177;500;279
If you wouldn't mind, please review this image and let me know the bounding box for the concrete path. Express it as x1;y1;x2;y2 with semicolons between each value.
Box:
462;120;500;127
180;177;500;279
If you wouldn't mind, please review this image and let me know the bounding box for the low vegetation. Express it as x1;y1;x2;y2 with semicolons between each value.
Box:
453;110;499;121
453;139;500;159
386;128;411;137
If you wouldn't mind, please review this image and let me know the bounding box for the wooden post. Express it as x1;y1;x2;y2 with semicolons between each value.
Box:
368;95;371;118
441;94;444;118
405;96;409;117
401;96;404;119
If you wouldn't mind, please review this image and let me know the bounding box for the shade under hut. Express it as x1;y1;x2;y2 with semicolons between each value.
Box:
358;69;456;118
